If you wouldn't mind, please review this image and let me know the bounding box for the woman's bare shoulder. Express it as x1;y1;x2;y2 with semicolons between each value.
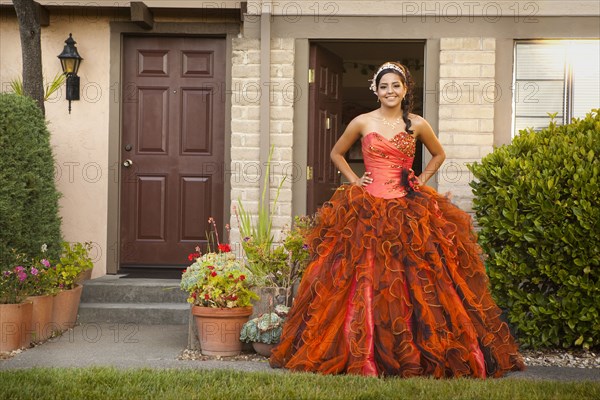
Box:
408;113;425;125
351;111;380;134
408;113;436;139
346;112;372;133
355;111;378;124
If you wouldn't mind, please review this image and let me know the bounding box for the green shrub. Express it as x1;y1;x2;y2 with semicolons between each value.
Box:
0;93;62;269
52;241;93;290
468;110;600;349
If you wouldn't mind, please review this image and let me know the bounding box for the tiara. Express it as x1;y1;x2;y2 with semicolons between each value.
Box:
369;63;405;92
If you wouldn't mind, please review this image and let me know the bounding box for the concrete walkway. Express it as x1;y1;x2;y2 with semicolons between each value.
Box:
1;324;599;381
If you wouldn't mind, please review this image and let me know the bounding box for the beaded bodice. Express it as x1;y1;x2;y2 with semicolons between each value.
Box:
362;131;419;199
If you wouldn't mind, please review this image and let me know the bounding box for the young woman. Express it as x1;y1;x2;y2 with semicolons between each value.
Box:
270;62;525;378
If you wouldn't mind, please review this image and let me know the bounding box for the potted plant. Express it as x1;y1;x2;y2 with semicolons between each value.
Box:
50;241;93;331
239;216;311;307
22;245;57;342
180;218;259;356
234;146;312;309
240;304;289;357
0;263;34;352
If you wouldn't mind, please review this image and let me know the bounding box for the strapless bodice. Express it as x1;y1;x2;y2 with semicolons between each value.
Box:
361;131;420;199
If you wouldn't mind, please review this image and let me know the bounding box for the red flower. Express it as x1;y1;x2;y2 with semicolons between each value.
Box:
191;292;197;299
228;274;234;279
239;275;246;281
188;252;200;261
207;265;214;270
218;243;231;253
204;294;210;300
210;271;217;277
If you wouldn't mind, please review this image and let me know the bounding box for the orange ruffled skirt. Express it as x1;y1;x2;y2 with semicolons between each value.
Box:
270;185;525;378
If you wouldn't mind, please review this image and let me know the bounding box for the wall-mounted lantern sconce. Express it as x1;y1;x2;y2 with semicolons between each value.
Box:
57;33;83;113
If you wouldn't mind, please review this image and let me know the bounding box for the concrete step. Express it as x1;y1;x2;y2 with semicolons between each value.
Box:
78;275;189;325
78;302;190;325
81;276;188;304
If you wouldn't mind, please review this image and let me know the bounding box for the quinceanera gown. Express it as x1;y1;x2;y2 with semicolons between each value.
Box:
270;131;525;378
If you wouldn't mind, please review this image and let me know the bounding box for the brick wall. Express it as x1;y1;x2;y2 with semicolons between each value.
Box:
230;37;260;250
437;37;496;212
268;38;295;240
229;37;295;248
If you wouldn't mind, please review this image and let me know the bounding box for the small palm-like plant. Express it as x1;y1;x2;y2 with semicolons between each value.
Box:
10;72;66;101
236;145;286;266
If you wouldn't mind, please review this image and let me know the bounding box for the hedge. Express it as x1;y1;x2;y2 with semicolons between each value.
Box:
0;93;62;268
468;110;599;349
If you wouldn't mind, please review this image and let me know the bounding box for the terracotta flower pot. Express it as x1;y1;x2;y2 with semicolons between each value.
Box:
52;284;83;331
0;301;33;353
75;269;92;284
26;294;55;342
192;305;253;356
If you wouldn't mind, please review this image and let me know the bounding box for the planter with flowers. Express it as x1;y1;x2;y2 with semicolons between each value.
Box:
1;243;61;351
181;218;259;356
0;264;34;352
50;241;93;332
23;246;58;342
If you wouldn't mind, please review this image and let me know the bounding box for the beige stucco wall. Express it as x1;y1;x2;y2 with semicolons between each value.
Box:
1;14;111;279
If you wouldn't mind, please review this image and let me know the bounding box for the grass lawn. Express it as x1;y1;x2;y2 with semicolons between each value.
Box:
0;367;599;400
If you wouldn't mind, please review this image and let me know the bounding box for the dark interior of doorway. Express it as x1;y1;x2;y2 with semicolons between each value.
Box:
317;40;426;177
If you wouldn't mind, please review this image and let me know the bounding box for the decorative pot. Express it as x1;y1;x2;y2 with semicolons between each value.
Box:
26;294;55;342
192;305;253;356
0;301;33;352
252;342;276;357
52;284;83;331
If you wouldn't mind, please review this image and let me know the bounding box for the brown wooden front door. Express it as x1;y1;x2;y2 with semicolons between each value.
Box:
307;44;344;215
120;36;225;267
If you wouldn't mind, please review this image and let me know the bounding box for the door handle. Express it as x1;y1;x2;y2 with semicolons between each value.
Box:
123;159;133;168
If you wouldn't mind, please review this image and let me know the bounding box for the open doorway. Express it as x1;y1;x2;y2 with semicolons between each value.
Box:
307;40;426;215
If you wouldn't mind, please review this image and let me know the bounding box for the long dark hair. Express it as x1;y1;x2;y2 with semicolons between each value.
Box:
374;62;415;134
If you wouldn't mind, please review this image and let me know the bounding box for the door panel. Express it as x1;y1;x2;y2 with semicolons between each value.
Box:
307;44;344;215
137;88;169;153
120;36;225;267
180;176;211;241
136;176;166;240
181;89;212;154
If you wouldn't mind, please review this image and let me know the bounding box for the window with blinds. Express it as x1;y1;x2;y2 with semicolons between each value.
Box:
513;40;600;137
